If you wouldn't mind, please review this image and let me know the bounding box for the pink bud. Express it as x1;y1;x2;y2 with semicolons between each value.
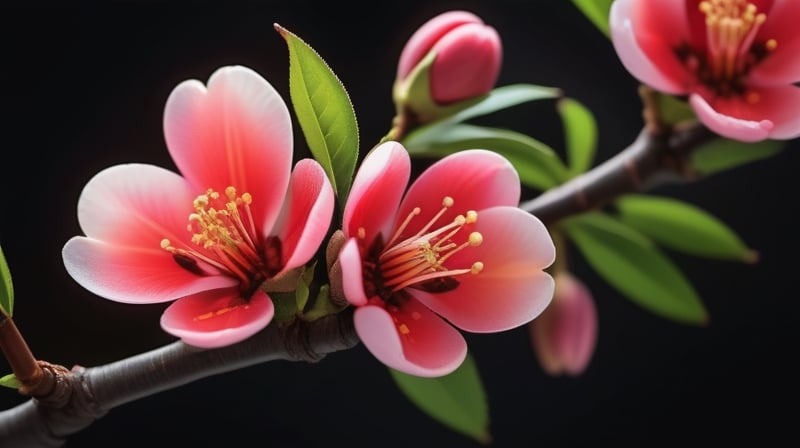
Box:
397;10;502;105
529;272;598;377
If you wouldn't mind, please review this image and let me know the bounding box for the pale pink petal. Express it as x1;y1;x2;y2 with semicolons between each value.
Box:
163;65;293;235
161;289;274;348
63;237;237;304
429;23;501;104
530;273;598;377
412;207;555;332
75;164;195;247
396;149;520;241
339;238;369;306
748;0;800;86
610;0;687;94
342;141;410;244
354;300;467;377
690;93;775;142
397;10;482;80
273;159;334;271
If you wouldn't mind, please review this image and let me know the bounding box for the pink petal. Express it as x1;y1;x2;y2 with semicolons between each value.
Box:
163;65;293;235
353;300;467;377
530;273;598;377
411;207;555;332
397;10;483;80
610;0;687;94
63;237;237;304
75;164;195;247
395;149;520;242
429;23;502;104
748;0;800;86
689;94;774;142
339;238;369;306
273;159;334;271
160;289;274;348
342;141;410;244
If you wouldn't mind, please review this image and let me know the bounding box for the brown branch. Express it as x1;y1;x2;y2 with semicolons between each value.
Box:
521;121;717;226
0;311;357;448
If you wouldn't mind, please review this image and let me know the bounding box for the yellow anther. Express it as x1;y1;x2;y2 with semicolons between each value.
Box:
161;239;172;250
442;196;454;208
465;210;478;224
399;324;410;335
468;232;483;247
358;227;366;239
766;39;777;50
471;262;484;274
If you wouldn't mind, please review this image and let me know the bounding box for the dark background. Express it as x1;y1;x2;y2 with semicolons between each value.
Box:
1;1;797;446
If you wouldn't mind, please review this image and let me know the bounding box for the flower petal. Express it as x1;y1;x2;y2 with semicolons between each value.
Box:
342;141;410;244
274;159;334;271
396;149;520;241
75;163;195;247
610;0;687;94
748;0;800;86
339;238;369;306
63;236;237;304
412;207;555;332
160;288;274;348
397;10;483;80
690;93;775;142
163;65;293;235
354;300;467;377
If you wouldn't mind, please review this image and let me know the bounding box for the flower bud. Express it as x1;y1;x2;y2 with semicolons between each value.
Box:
393;10;502;123
529;272;597;377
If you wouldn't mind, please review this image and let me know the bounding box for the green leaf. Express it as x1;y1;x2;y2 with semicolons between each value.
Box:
562;212;708;325
571;0;615;38
615;194;757;263
444;84;561;125
403;123;570;190
557;97;597;177
276;24;359;203
0;373;20;389
389;353;491;444
300;285;346;322
690;138;784;175
0;244;13;317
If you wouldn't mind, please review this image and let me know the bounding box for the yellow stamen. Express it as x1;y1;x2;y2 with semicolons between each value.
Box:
161;186;265;286
377;197;484;292
699;0;773;81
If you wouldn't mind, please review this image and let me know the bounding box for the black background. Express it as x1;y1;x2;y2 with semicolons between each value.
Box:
1;1;798;447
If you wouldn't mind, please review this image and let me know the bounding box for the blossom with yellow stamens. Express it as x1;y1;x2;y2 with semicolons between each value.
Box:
610;0;800;142
62;65;334;348
336;141;555;377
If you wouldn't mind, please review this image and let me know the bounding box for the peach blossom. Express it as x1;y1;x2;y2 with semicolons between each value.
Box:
62;66;334;348
338;141;555;377
610;0;800;142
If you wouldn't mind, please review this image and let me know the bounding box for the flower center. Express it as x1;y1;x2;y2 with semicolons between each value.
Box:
678;0;777;98
161;186;281;294
361;196;484;305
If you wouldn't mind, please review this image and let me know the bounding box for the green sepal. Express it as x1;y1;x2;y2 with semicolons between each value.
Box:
658;94;695;125
0;373;20;389
690;138;785;175
0;244;14;317
389;353;491;444
276;23;359;205
562;212;709;325
403;123;570;191
299;285;347;322
558;97;597;177
570;0;614;38
615;194;758;263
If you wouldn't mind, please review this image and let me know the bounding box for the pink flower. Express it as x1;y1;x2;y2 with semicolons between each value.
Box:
395;10;502;106
337;141;555;377
529;272;598;377
610;0;800;142
62;66;334;348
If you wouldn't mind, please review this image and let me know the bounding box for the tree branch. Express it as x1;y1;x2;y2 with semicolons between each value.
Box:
521;121;716;226
0;311;357;448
